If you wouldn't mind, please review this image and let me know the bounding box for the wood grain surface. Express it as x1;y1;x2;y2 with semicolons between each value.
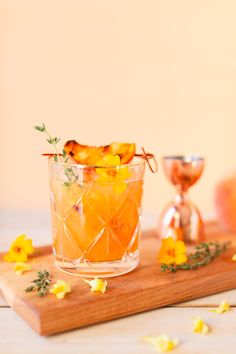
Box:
0;221;236;336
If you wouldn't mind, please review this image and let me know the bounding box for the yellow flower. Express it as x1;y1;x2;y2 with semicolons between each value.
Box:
14;262;32;275
232;254;236;261
83;278;107;293
193;317;209;335
158;237;187;265
4;235;34;263
211;300;231;314
96;154;130;194
96;154;121;168
49;280;71;299
144;334;178;352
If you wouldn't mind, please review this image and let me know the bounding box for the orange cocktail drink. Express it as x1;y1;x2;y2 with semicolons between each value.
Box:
49;157;145;277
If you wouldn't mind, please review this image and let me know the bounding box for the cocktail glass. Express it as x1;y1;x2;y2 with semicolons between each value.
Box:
48;157;145;277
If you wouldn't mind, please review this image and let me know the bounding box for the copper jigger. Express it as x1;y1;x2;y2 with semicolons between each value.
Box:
158;155;205;243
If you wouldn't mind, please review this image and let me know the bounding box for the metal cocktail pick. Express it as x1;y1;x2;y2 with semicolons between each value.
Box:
158;155;205;243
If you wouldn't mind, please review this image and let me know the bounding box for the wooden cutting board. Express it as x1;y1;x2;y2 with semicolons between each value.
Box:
0;221;236;336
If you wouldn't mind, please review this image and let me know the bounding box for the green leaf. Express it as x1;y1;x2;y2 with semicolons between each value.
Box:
62;149;67;158
54;137;60;144
34;123;46;132
46;137;60;145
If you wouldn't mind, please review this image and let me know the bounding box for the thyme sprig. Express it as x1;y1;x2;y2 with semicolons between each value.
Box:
161;241;229;273
25;270;52;297
34;123;61;162
34;123;79;187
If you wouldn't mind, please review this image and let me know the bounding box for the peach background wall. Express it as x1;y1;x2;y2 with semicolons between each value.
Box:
1;1;236;216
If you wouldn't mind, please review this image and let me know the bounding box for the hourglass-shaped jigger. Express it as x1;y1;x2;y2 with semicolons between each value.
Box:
158;156;205;243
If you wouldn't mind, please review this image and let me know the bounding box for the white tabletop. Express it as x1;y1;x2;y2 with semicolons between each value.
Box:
0;210;235;354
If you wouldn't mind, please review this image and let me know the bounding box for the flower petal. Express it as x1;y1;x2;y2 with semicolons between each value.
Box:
4;253;13;262
14;262;31;275
50;280;71;299
175;240;186;254
232;254;236;261
4;235;34;263
175;254;187;265
144;334;178;352
193;317;210;335
56;292;66;299
22;239;34;254
162;237;175;249
158;237;187;266
83;278;107;293
158;254;175;265
211;300;230;314
14;251;28;263
12;235;26;247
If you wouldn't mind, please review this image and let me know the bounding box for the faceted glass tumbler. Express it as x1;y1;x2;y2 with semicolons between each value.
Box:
48;158;145;277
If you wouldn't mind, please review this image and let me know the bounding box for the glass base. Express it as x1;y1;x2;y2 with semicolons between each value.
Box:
55;251;139;278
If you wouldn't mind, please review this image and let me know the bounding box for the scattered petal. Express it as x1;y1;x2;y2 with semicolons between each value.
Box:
144;334;178;352
193;317;210;335
49;280;71;299
211;300;231;314
4;235;34;263
232;254;236;261
14;262;32;275
83;278;107;293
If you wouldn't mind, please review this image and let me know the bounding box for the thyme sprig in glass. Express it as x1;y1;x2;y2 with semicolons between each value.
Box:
34;123;78;187
161;241;229;273
25;270;52;297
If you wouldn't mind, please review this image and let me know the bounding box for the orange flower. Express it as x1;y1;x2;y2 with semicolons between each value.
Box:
158;237;187;265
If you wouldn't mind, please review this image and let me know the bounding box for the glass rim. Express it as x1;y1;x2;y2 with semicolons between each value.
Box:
48;155;146;169
163;155;204;162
